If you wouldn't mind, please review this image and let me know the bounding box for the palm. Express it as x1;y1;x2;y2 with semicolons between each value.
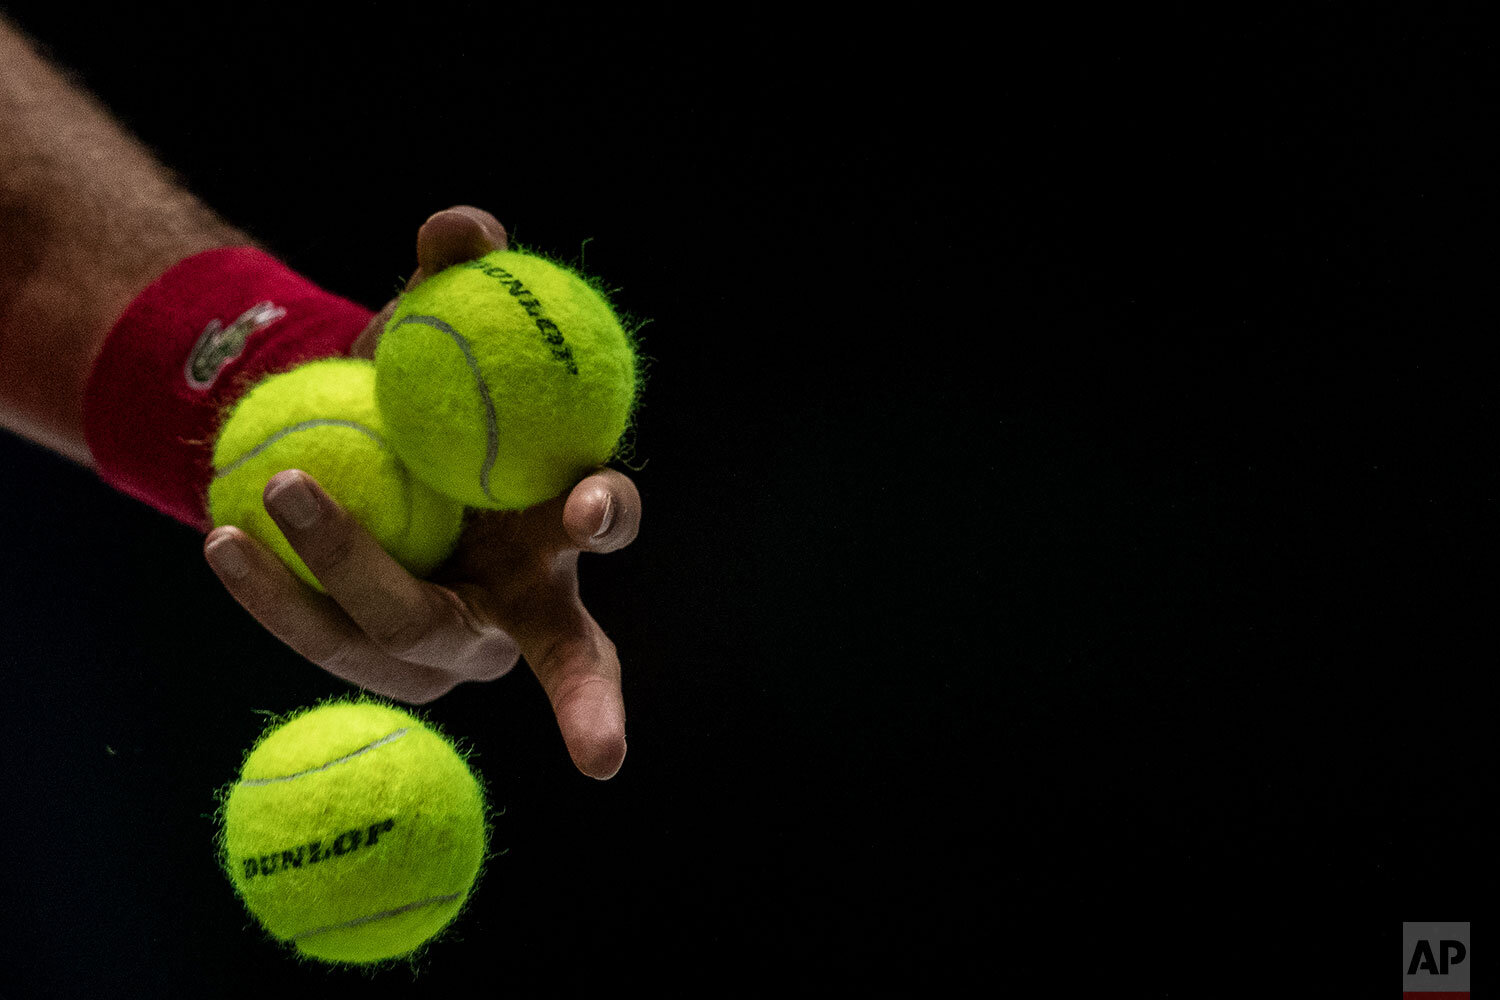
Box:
203;206;640;780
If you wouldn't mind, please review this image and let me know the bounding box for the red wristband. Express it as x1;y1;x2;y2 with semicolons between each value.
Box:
82;246;374;531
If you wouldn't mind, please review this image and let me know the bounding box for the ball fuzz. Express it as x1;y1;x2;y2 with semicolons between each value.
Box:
215;698;492;965
208;357;466;591
374;248;640;511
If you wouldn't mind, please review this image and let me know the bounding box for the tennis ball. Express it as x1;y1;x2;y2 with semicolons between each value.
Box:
216;698;491;965
374;248;640;511
208;357;465;591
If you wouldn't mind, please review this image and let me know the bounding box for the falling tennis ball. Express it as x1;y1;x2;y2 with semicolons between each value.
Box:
208;357;465;591
374;248;640;511
215;697;492;965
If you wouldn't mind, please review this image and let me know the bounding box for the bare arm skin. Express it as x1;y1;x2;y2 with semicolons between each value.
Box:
0;13;255;463
0;16;640;779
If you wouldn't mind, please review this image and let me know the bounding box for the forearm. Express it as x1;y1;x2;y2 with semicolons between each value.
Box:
0;15;260;465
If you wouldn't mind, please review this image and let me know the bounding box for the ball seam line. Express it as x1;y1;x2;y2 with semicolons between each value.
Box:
391;460;416;548
237;727;408;786
213;419;387;479
388;314;501;504
288;891;464;942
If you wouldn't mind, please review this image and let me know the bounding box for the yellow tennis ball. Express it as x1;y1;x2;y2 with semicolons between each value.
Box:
215;698;492;966
374;248;640;511
208;357;465;591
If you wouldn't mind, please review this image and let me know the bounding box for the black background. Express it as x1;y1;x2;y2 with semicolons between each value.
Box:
0;3;1484;994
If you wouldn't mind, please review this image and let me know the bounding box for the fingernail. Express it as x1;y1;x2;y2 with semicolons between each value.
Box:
206;536;250;580
591;494;615;541
267;475;320;529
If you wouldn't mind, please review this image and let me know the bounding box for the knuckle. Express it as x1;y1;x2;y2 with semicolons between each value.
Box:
372;616;436;659
465;635;520;682
312;634;364;677
542;638;612;702
548;665;590;703
368;594;445;659
389;664;455;705
310;528;359;580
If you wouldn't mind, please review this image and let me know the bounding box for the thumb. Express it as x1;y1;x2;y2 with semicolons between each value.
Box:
348;206;509;359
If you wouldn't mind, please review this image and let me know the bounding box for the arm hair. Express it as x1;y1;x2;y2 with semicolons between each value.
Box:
0;13;262;465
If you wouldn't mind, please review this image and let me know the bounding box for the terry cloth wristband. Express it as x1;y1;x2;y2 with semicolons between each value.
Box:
82;246;374;531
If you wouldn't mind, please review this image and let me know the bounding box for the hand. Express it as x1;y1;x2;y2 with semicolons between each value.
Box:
203;206;641;780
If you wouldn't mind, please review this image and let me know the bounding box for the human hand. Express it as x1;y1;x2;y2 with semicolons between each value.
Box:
203;206;641;779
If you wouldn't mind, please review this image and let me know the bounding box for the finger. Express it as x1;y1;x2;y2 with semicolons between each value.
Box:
518;469;643;556
261;469;491;669
563;469;642;553
406;205;508;290
203;525;455;704
501;581;626;780
350;206;508;359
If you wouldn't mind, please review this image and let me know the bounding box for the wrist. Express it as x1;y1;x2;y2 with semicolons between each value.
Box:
83;246;374;529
